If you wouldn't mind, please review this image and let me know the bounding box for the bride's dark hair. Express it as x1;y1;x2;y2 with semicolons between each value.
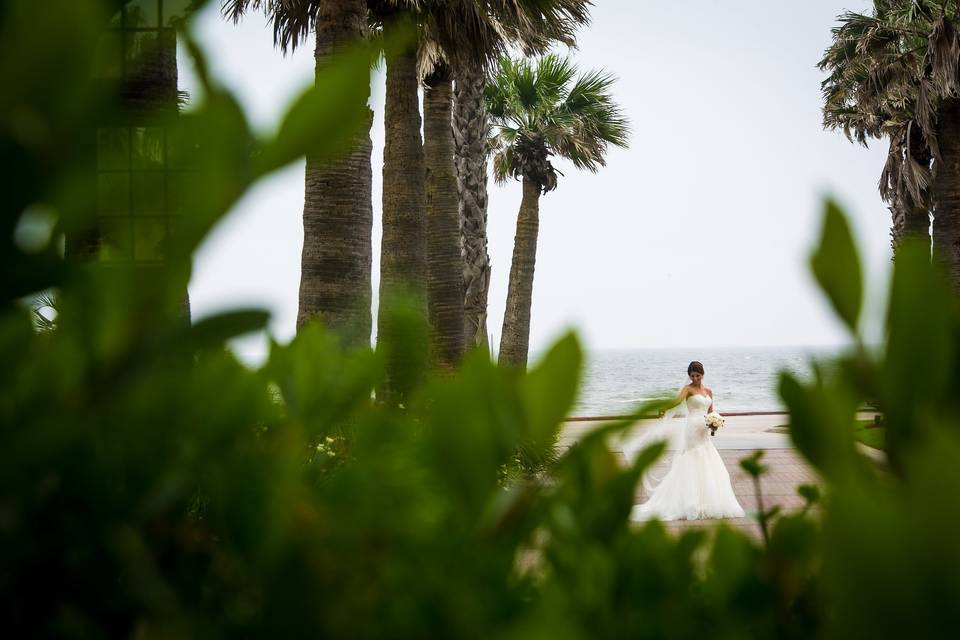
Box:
687;361;704;376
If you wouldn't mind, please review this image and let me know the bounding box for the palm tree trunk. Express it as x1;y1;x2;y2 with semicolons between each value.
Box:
297;0;373;346
933;98;960;290
453;58;491;352
891;127;932;258
498;177;540;368
378;42;426;396
890;198;930;257
423;66;465;369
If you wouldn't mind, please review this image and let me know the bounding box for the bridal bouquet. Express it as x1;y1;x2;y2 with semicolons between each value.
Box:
705;412;724;436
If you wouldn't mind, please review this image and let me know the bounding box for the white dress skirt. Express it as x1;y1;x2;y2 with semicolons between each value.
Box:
626;393;745;522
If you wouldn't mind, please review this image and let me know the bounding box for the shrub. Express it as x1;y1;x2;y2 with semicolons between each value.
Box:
3;2;960;638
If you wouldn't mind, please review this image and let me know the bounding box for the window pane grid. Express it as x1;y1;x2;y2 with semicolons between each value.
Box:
96;2;182;265
96;2;181;78
97;126;183;265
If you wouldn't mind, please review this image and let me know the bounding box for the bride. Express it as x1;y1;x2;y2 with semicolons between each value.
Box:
624;361;745;522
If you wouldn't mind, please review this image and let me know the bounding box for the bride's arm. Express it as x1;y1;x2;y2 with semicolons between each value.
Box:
707;388;715;414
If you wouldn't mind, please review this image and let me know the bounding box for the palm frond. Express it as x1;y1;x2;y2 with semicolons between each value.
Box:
531;54;577;104
562;68;616;111
220;0;316;54
486;53;628;191
929;14;960;95
490;143;514;185
511;57;540;110
819;0;959;213
31;291;58;333
220;0;261;25
485;0;591;54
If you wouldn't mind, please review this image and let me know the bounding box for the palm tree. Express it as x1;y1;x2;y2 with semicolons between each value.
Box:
369;7;427;398
373;0;504;386
300;0;373;346
377;2;492;373
453;1;591;351
820;1;960;279
264;0;482;385
225;1;590;366
421;0;592;367
452;57;492;350
422;60;465;369
225;0;374;346
373;1;506;374
413;1;589;369
488;54;629;367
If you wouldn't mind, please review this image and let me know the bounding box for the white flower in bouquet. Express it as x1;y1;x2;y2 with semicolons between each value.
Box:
705;411;725;436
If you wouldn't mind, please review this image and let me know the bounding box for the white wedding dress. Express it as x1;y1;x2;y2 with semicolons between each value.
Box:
627;393;745;522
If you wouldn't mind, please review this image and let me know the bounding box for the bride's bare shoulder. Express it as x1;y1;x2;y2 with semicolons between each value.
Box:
706;386;714;397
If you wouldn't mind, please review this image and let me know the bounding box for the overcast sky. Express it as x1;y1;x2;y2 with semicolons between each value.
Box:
181;0;888;364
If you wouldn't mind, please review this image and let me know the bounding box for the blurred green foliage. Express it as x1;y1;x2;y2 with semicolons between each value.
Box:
3;1;960;638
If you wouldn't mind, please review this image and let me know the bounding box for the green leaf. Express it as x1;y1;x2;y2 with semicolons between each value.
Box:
705;525;762;602
810;199;863;331
629;440;667;479
764;505;783;521
797;483;821;507
522;331;582;453
254;41;373;175
768;514;818;563
374;289;430;403
881;237;957;467
1;250;66;305
265;322;383;434
164;34;257;264
590;440;665;537
414;354;521;510
186;309;270;349
255;25;414;176
739;450;768;478
779;370;859;479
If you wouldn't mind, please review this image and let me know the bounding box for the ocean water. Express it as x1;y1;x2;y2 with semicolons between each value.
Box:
571;346;840;416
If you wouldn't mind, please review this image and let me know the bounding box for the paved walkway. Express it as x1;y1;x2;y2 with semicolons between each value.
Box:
559;412;878;538
646;448;816;538
560;413;799;452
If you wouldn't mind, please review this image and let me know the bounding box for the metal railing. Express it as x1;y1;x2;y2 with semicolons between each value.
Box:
565;410;791;422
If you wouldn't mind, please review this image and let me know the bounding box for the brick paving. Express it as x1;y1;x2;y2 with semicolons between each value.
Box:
557;415;869;538
643;448;819;538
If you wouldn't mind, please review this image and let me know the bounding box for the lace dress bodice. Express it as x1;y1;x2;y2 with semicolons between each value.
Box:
685;393;711;417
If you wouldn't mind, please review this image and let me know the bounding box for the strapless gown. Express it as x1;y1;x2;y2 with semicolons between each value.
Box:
630;393;745;522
